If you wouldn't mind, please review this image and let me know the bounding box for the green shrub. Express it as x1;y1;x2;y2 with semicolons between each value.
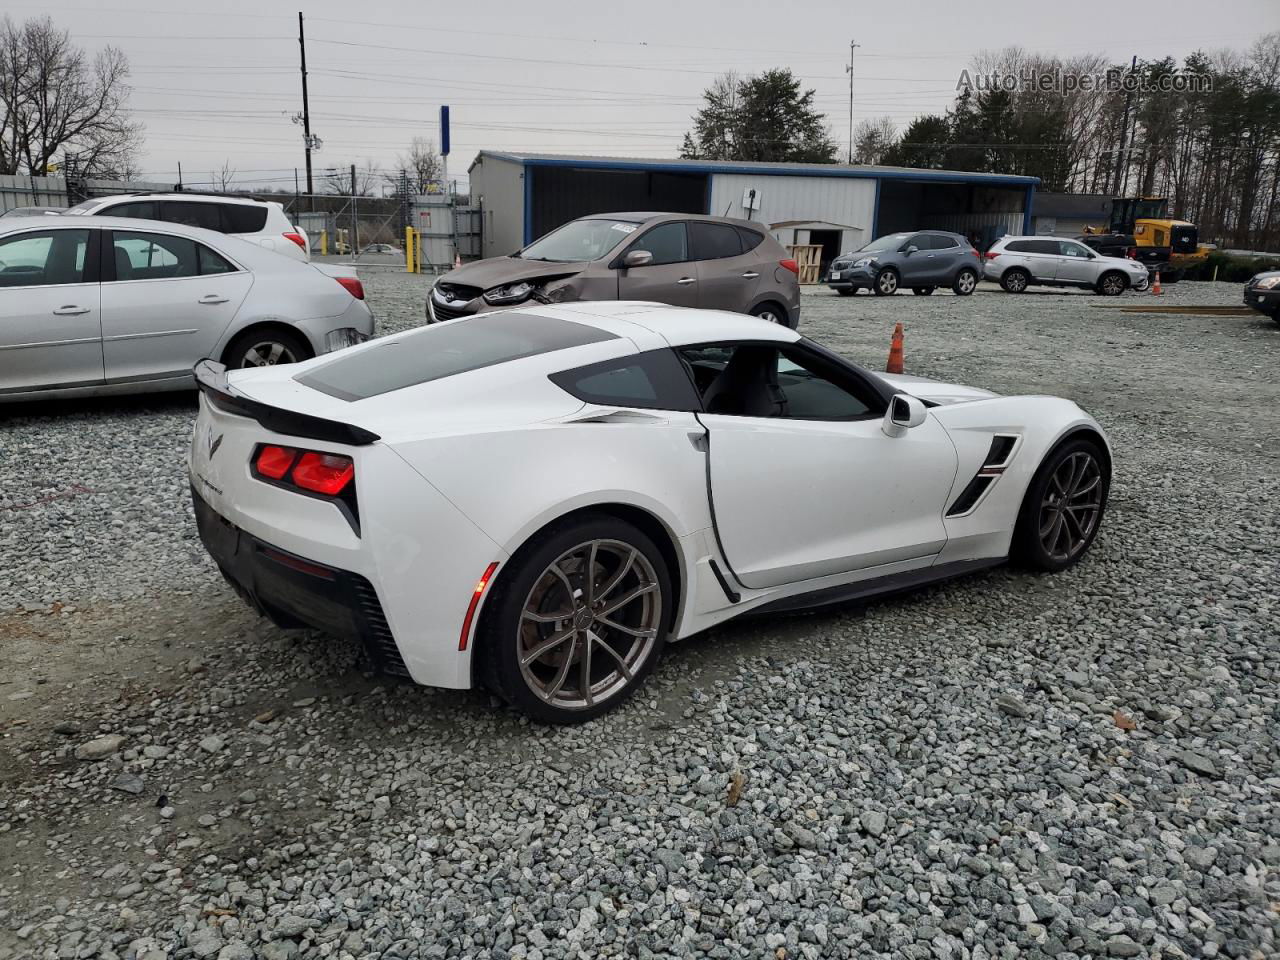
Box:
1183;251;1277;282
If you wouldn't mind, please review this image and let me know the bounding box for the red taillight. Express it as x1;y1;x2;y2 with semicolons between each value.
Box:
291;452;354;496
779;258;799;276
458;562;500;651
283;232;307;250
983;250;999;260
256;445;298;480
334;276;365;300
1127;247;1138;259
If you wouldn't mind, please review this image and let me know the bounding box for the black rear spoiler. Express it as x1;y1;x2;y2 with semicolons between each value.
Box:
193;360;381;446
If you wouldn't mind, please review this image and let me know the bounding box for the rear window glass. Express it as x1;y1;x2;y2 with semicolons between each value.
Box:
295;313;618;401
737;227;764;252
162;201;220;231
690;221;742;260
221;205;268;233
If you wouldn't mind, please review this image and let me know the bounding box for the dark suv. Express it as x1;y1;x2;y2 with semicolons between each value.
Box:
428;212;802;327
827;231;981;296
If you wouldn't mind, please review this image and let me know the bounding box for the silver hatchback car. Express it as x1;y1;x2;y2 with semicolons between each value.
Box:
983;236;1150;295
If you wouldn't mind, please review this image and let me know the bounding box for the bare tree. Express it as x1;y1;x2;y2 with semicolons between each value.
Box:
209;160;236;192
395;137;442;193
853;117;898;165
0;15;143;177
324;160;382;196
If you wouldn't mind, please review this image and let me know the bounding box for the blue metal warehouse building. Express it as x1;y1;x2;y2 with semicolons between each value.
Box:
468;151;1039;265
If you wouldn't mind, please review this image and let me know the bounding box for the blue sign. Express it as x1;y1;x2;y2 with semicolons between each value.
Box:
440;106;450;157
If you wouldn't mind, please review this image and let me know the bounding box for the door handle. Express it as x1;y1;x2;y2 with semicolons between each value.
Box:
741;271;759;279
676;277;697;285
198;295;229;304
52;305;89;315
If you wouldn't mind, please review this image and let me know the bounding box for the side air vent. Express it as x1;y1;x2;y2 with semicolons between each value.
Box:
947;476;994;517
985;435;1018;468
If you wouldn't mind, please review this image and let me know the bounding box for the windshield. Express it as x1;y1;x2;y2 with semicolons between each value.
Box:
857;233;911;254
517;218;641;262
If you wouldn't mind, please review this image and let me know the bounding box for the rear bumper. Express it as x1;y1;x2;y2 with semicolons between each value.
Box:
192;487;411;678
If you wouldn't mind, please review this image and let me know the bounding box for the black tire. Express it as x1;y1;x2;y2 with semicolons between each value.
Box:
1011;435;1110;573
223;327;313;370
1001;269;1030;294
873;268;900;296
1095;272;1128;296
837;288;856;297
912;286;935;296
953;267;978;296
476;513;672;724
749;302;788;325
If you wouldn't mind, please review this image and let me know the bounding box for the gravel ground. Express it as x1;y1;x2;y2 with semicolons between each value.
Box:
1;271;1277;960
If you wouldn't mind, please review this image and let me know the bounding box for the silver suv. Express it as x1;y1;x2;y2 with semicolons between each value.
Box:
983;236;1149;295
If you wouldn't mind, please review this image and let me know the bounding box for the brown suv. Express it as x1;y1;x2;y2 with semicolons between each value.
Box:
427;212;802;327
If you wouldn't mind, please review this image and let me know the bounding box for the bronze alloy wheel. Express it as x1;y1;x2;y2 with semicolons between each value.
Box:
516;539;662;712
1038;450;1104;563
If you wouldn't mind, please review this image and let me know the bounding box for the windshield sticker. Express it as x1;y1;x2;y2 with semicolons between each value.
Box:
611;223;637;234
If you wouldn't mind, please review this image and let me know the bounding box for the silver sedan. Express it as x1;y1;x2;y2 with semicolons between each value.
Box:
0;216;373;402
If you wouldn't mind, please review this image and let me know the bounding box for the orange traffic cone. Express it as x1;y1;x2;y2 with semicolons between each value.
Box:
1151;270;1162;295
454;251;462;270
886;322;904;374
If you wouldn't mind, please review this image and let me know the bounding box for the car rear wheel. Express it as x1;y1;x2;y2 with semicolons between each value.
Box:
749;302;787;324
874;268;899;296
477;514;671;724
1096;272;1128;296
953;268;978;296
1001;269;1030;294
912;286;934;296
223;328;313;370
1012;436;1109;572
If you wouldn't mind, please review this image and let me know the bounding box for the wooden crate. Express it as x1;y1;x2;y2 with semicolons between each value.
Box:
787;244;822;285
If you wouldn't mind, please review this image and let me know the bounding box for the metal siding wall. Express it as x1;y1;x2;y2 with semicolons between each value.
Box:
468;156;525;258
0;175;171;213
708;174;876;237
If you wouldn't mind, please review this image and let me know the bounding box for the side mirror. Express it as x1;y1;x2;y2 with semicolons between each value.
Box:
882;393;927;438
622;249;653;269
903;245;919;255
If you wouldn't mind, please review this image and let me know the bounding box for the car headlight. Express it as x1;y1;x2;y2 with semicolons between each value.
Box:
1254;276;1280;290
483;281;534;305
853;257;873;268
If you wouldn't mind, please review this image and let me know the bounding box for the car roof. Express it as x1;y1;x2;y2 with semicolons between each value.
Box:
577;211;768;230
83;193;276;207
519;301;800;349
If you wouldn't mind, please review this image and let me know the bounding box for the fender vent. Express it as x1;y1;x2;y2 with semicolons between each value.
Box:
947;476;994;517
351;575;411;677
986;435;1017;467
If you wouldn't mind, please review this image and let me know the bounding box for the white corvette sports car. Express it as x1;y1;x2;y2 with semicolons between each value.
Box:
189;303;1111;723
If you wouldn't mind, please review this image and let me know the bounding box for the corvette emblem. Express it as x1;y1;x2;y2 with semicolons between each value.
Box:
205;427;224;461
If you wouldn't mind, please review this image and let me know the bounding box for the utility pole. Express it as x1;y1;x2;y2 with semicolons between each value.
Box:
350;163;358;256
177;161;183;192
298;12;314;206
1112;55;1137;196
846;39;860;165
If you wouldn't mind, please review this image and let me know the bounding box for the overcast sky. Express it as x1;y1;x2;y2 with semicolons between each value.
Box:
8;0;1279;193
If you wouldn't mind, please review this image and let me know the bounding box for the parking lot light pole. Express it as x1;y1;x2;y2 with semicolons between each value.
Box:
846;39;860;165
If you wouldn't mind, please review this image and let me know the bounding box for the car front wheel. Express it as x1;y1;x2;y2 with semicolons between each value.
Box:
874;268;899;296
1096;272;1128;296
1012;436;1109;572
477;514;671;724
953;268;978;296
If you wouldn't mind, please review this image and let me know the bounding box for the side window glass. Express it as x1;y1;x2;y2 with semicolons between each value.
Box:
902;235;924;252
111;231;198;280
1059;241;1088;258
198;244;236;275
161;202;220;232
689;222;742;261
549;349;701;412
627;222;687;266
1029;240;1060;255
737;228;764;252
0;230;89;287
220;205;268;233
1004;241;1029;253
678;344;876;420
928;235;958;250
106;201;159;221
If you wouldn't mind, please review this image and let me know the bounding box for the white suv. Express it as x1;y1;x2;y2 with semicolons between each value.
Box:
983;236;1150;295
64;194;310;262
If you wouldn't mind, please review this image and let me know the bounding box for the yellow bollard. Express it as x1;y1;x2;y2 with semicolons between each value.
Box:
319;230;328;256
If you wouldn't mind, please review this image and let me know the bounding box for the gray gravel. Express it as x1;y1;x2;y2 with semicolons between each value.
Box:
1;271;1277;959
